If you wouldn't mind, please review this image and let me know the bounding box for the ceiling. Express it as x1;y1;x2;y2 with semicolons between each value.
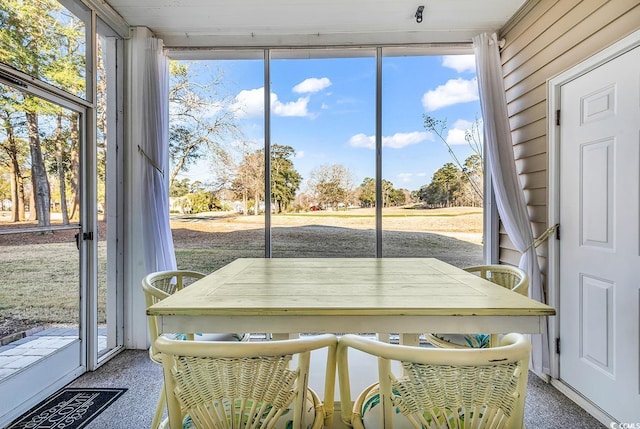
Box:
101;0;528;49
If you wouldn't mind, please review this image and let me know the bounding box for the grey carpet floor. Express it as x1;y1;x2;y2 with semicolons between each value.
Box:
68;349;606;428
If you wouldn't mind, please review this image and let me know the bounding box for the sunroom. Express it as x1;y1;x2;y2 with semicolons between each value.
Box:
0;0;638;427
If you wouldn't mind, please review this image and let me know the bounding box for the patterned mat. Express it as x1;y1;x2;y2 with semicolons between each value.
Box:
7;388;127;429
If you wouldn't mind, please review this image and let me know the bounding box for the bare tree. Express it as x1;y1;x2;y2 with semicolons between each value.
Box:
307;164;354;210
169;61;240;188
232;146;264;215
423;115;483;202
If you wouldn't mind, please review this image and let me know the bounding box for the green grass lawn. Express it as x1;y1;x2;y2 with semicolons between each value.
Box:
1;207;483;331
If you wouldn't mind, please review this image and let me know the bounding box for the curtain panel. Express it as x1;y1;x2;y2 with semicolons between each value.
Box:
473;32;550;375
133;32;177;274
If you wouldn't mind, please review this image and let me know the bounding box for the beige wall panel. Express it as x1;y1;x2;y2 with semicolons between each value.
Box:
499;234;517;251
523;188;547;206
505;0;632;78
514;136;547;159
516;152;547;174
500;222;553;240
510;101;546;130
499;232;549;259
532;221;551;238
500;0;558;57
511;118;546;146
535;242;549;259
518;170;546;190
507;85;547;117
505;82;545;113
504;3;640;96
502;0;606;76
499;247;522;266
527;205;547;224
538;255;549;276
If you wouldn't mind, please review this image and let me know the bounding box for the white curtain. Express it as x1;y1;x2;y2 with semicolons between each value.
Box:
473;32;550;375
136;34;177;273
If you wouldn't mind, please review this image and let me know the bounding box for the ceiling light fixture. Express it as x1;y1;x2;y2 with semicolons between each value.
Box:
415;6;424;23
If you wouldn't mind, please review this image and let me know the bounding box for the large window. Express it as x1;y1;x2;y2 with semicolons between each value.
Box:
168;56;266;272
381;50;483;267
270;51;376;257
168;48;484;271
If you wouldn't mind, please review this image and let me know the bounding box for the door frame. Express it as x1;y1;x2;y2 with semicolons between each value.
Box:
0;68;90;428
547;28;640;426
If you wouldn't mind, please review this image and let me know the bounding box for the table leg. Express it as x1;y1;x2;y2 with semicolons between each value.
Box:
272;333;297;340
376;333;390;343
400;333;420;346
489;334;499;347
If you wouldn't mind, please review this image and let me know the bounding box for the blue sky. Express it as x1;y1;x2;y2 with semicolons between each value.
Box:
177;54;481;193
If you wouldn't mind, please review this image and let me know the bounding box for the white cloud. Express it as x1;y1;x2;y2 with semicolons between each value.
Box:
397;173;414;183
272;94;310;117
233;88;264;118
348;133;374;149
396;171;426;183
383;131;430;149
446;119;473;145
348;131;430;150
295;150;305;158
442;55;476;73
422;78;479;111
293;77;332;94
233;87;310;118
445;119;483;145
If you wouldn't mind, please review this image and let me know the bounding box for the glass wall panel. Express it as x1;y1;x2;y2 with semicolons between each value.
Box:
95;30;121;358
169;58;265;273
270;51;376;257
0;81;81;379
381;53;483;267
0;0;89;99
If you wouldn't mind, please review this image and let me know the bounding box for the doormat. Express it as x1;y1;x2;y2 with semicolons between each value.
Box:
6;388;127;429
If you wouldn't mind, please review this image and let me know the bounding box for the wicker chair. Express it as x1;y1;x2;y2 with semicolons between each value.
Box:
143;270;250;429
337;333;530;429
155;333;338;429
425;264;529;349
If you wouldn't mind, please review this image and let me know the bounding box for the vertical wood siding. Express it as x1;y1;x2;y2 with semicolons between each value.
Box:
496;0;640;286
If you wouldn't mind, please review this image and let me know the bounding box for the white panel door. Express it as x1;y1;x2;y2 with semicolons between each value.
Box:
559;45;640;422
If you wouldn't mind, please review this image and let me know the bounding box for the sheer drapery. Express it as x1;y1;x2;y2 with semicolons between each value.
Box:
134;34;177;273
473;32;550;375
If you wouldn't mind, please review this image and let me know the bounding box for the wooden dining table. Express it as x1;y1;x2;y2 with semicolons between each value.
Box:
148;257;555;425
147;257;555;341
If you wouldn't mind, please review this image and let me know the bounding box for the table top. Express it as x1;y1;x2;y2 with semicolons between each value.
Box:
147;258;556;318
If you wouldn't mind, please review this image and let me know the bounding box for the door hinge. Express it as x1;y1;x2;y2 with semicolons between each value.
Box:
555;225;560;240
555;109;560;126
556;337;560;354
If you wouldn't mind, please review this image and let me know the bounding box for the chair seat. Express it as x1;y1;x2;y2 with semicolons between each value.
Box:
360;384;412;429
338;333;530;429
158;387;322;429
426;265;529;350
359;383;483;429
166;332;248;342
428;332;492;348
150;333;248;364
